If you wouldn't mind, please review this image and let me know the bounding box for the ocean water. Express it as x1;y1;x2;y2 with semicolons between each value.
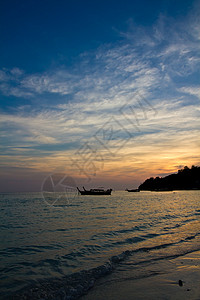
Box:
0;190;199;299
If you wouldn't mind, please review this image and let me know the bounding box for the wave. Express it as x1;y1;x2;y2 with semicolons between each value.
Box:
12;234;200;300
91;224;146;240
0;244;64;257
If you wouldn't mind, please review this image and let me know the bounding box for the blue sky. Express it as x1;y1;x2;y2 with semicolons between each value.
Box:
0;0;200;191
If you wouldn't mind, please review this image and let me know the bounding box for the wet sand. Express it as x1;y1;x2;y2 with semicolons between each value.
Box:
81;250;200;300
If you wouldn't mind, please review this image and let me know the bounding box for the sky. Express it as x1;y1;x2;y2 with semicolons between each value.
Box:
0;0;200;192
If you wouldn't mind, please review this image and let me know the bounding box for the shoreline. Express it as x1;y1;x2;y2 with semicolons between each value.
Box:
81;250;200;300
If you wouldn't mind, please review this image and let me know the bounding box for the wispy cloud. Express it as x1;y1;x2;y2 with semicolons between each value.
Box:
0;5;200;187
178;86;200;99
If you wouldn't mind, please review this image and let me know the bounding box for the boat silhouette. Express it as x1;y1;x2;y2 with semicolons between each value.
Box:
126;188;140;192
77;187;112;195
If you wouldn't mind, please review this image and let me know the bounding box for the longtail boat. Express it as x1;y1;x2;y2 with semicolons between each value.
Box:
77;187;112;195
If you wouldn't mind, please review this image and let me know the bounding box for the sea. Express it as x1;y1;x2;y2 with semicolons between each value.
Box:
0;190;199;299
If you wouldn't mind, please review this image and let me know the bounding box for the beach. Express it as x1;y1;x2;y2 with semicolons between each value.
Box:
81;250;200;300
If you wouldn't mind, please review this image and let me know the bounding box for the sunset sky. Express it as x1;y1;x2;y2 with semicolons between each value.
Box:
0;0;200;192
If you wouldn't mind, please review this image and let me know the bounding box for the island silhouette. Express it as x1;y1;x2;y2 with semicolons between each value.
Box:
138;166;200;191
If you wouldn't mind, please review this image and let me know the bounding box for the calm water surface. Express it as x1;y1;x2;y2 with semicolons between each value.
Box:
0;191;199;298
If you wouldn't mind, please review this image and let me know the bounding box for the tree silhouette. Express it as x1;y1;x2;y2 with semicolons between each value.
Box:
139;166;200;191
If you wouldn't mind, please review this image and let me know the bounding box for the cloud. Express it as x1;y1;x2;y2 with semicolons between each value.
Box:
0;5;200;185
20;70;78;95
1;11;199;102
178;86;200;100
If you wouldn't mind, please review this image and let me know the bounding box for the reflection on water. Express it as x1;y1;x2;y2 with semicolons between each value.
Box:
0;191;199;297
